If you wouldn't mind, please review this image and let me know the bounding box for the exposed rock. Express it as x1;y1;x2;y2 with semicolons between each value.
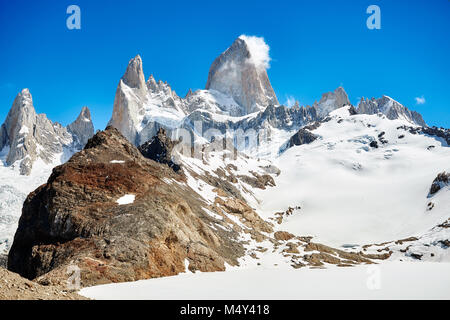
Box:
438;219;450;229
67;106;95;148
274;231;295;241
8;126;245;287
439;240;450;248
271;206;301;224
357;95;425;126
0;90;92;175
421;126;450;145
122;54;147;93
410;253;423;260
303;242;374;265
138;128;181;172
283;242;300;254
286;128;318;148
205;36;279;116
369;140;379;148
0;89;76;175
348;106;358;116
237;171;275;189
314;87;351;119
108;56;187;146
214;197;273;234
429;172;449;196
397;125;450;146
395;237;419;245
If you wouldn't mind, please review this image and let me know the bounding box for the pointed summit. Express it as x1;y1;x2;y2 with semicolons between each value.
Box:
67;106;95;148
357;95;425;126
205;36;279;116
0;89;75;175
314;87;351;119
122;55;146;91
0;88;37;154
146;74;158;92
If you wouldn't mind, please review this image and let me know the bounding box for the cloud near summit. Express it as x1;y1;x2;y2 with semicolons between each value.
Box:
239;35;271;70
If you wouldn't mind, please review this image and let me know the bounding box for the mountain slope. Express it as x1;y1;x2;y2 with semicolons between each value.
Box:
254;107;449;247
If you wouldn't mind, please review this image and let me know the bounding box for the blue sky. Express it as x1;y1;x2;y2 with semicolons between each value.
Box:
0;0;449;129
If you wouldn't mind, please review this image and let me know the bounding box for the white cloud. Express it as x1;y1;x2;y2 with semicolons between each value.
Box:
415;95;426;105
239;35;271;70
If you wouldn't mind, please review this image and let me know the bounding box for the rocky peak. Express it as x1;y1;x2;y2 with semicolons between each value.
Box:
67;106;95;148
0;89;36;152
314;87;351;119
0;89;75;175
146;74;158;92
138;128;181;172
429;171;449;196
122;55;146;91
357;95;425;126
109;54;189;146
185;88;193;99
205;36;279;116
108;56;148;146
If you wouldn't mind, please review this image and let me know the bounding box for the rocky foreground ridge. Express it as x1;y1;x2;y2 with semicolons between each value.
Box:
7;126;250;286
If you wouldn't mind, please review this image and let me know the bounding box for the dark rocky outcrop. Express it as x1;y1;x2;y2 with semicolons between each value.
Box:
138;128;181;172
348;106;358;116
287;128;318;148
8;126;245;287
429;172;449;196
397;125;450;146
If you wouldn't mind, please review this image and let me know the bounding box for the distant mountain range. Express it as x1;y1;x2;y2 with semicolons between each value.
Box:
0;36;428;176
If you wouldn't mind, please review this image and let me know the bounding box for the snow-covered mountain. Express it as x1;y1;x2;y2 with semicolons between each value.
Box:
314;86;351;118
0;89;94;175
1;35;448;299
357;95;425;126
254;107;449;251
108;55;188;145
107;36;427;159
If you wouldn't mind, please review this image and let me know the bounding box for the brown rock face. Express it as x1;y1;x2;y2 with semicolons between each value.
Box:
8;126;244;287
274;231;295;241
